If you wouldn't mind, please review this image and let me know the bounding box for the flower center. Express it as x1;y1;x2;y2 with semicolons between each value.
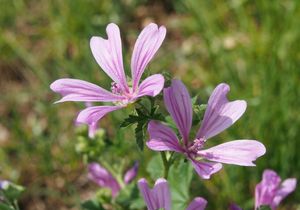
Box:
189;138;206;153
111;82;138;105
111;82;123;95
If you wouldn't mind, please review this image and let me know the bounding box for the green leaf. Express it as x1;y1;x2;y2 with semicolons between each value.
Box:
164;116;178;131
138;97;152;114
162;71;172;87
168;159;193;210
81;200;105;210
116;182;141;209
192;104;207;125
0;203;15;210
146;154;164;180
191;95;198;104
136;107;147;118
120;115;142;128
135;122;146;151
129;197;146;209
2;183;25;202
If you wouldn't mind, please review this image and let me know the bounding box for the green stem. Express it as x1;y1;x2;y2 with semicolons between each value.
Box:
13;200;20;210
101;161;125;188
161;152;170;178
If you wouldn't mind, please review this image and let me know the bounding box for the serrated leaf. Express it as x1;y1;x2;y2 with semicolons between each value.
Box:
152;113;164;121
120;115;141;128
135;122;146;151
146;154;164;180
168;159;193;210
136;107;147;117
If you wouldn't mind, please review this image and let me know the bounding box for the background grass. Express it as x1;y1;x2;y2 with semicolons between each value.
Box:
0;0;299;209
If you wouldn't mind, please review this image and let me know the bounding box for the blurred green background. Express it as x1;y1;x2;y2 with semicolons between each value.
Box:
0;0;299;209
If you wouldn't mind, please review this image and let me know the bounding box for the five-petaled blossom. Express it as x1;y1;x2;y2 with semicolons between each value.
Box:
138;178;207;210
147;79;266;179
88;162;139;198
255;169;297;210
50;23;166;133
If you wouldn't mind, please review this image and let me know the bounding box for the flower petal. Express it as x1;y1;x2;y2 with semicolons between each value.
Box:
76;105;123;127
88;122;98;138
50;78;125;103
146;121;184;153
198;140;266;166
90;23;128;91
124;161;139;184
229;203;243;210
136;74;165;98
272;178;297;208
190;159;223;179
186;197;208;210
131;23;166;91
197;83;247;140
88;163;121;198
153;178;171;210
138;178;171;210
138;178;157;210
255;169;282;209
164;80;193;144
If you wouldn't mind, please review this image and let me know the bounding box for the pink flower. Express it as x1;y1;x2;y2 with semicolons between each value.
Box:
147;80;266;179
51;23;166;130
88;162;139;198
255;169;297;210
124;161;139;184
138;178;207;210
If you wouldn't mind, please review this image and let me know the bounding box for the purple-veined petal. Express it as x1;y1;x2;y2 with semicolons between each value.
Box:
50;78;125;103
164;80;193;144
90;23;128;92
136;74;164;98
198;140;266;166
153;178;171;210
255;169;281;209
88;163;121;198
76;105;123;127
186;197;207;210
272;178;297;208
138;178;171;210
138;179;157;210
131;23;166;91
229;203;243;210
196;83;247;140
146;120;184;153
190;159;223;179
124;161;139;184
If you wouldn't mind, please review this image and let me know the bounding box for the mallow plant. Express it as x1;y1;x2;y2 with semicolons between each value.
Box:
49;23;297;209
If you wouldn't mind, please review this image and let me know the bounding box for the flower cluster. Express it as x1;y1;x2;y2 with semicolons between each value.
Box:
50;23;297;210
